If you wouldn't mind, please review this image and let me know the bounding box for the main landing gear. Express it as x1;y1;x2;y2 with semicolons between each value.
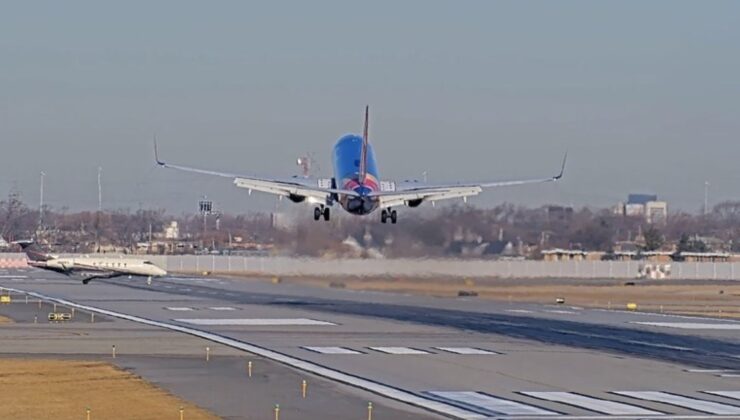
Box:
381;208;397;224
313;205;330;221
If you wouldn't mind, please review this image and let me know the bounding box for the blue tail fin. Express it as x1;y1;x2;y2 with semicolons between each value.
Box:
359;105;369;182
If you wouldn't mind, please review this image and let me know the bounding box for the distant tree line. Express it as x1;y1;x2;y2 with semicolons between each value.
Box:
3;188;740;258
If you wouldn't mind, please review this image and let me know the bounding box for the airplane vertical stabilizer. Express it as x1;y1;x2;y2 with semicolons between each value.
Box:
359;105;370;183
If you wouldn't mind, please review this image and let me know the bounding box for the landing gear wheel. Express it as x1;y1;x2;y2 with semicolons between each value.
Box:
390;210;397;224
313;207;321;221
323;207;330;221
381;210;388;224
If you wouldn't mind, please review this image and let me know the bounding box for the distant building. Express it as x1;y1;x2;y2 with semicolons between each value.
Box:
616;193;668;224
645;201;668;224
625;203;645;217
164;221;180;240
541;249;604;261
628;194;658;205
546;205;574;223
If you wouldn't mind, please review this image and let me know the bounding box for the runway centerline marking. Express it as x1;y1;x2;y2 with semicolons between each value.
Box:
614;391;740;415
632;322;740;330
544;310;579;315
208;306;237;311
4;287;485;420
174;318;336;326
521;392;663;415
302;346;362;355
426;391;559;416
434;347;499;355
164;307;194;311
369;347;430;355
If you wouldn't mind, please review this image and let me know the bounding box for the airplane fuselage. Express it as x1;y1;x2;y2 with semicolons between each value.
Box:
29;257;167;278
333;134;381;215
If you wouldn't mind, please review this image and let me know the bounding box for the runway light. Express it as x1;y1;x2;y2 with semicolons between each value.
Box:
112;345;116;359
367;402;373;420
302;379;307;398
205;346;210;362
274;404;280;420
247;360;253;377
179;406;184;420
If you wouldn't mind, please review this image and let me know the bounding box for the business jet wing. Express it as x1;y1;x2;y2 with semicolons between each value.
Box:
154;142;360;200
370;153;567;208
78;271;127;284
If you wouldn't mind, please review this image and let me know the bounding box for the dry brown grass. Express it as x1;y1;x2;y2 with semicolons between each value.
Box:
0;359;217;420
272;276;740;319
0;315;13;324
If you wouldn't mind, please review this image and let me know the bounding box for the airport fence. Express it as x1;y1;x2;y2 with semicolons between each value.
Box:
147;255;740;280
3;252;740;280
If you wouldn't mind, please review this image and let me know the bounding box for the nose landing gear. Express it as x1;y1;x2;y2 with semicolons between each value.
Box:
381;209;397;224
313;205;330;221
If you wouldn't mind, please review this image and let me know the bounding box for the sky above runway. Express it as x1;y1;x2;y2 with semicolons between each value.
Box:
1;1;739;214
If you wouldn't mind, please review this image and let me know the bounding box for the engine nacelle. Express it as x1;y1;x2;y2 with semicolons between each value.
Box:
288;194;306;203
406;199;423;208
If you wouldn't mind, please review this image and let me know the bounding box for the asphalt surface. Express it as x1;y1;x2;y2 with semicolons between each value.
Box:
107;276;740;370
1;268;739;419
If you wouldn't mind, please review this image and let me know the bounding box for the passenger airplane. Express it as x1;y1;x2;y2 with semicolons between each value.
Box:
16;241;167;284
155;106;566;224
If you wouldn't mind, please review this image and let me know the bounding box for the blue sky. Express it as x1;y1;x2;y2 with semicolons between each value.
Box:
1;1;739;213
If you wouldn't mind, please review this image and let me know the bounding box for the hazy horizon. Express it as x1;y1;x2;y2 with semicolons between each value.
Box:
2;1;739;215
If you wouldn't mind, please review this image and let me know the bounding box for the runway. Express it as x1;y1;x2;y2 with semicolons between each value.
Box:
1;269;739;419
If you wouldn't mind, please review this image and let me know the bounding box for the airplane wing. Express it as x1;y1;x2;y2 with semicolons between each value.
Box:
154;142;360;201
370;153;567;208
78;271;126;284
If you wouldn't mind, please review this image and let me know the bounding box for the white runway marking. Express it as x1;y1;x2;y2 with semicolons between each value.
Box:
623;340;692;351
427;391;559;416
0;275;27;278
614;391;740;415
545;310;579;315
434;347;498;355
208;306;236;311
704;391;740;401
164;307;194;311
633;322;740;330
174;318;337;326
6;287;483;420
369;347;430;355
521;392;662;415
302;346;362;355
505;309;534;314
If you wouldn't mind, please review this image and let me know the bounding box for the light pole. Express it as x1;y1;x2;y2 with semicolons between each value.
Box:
38;171;45;230
704;181;710;216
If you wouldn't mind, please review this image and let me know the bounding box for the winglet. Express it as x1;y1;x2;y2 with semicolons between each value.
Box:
553;151;568;181
153;135;165;166
359;105;370;182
